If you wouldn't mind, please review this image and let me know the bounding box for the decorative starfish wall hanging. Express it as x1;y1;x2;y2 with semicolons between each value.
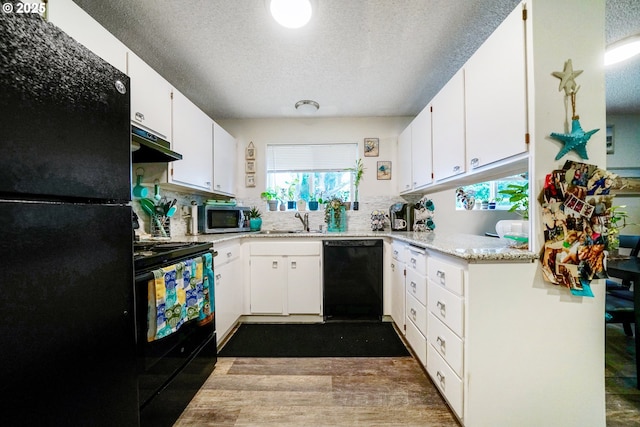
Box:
549;59;599;160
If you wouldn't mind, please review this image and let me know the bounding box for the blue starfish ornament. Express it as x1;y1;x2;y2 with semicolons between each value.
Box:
550;118;599;160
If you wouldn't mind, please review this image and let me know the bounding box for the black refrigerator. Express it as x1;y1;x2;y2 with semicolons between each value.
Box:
0;10;138;426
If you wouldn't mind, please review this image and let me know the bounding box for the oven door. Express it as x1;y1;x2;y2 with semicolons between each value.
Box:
135;259;216;408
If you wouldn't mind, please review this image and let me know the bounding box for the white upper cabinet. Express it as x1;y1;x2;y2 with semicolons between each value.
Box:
465;4;528;170
431;69;466;181
213;122;237;197
411;106;433;189
171;89;213;192
397;124;413;193
47;0;127;73
128;52;172;141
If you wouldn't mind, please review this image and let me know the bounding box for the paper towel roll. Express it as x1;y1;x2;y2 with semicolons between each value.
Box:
189;202;198;235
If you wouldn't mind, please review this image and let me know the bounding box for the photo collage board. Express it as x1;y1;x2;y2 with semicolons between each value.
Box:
539;160;618;297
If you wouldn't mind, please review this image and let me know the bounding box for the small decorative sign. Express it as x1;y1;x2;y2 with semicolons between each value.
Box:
245;160;256;173
246;141;255;160
245;174;255;187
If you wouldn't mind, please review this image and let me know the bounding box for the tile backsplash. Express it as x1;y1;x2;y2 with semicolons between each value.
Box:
134;190;416;238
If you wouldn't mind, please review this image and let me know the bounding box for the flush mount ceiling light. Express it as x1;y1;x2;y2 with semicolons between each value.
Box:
270;0;312;29
605;34;640;66
295;99;320;113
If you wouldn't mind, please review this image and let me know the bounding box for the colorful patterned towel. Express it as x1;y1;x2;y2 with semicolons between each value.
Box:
147;254;212;342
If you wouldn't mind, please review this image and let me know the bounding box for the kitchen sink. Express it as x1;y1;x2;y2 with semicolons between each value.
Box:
258;229;323;234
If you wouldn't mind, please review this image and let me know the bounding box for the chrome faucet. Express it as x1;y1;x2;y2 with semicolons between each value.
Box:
295;212;309;232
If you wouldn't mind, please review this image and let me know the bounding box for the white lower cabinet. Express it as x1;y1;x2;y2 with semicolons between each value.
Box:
426;254;465;421
214;241;243;345
390;241;407;332
249;241;321;315
405;313;427;366
403;246;428;366
427;343;464;418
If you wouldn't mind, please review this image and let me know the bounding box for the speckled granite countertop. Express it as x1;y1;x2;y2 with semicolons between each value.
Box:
169;230;537;263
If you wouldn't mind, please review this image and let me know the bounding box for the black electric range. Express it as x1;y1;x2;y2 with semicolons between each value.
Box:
133;239;217;427
134;241;214;273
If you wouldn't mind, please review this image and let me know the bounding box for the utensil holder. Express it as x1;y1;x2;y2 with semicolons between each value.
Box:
150;214;170;238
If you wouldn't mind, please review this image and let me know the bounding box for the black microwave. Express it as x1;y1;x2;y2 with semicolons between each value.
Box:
198;205;250;234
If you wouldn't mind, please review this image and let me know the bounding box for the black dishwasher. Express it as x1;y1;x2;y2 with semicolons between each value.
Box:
323;240;383;321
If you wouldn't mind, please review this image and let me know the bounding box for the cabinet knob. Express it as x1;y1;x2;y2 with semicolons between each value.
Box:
436;371;445;385
410;281;417;289
410;308;417;319
470;157;479;168
437;300;446;313
215;273;222;280
436;336;446;350
437;270;445;282
134;112;145;122
291;261;297;269
453;165;460;172
272;261;278;269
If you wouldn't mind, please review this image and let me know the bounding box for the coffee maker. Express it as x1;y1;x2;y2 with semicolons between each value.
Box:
389;202;413;231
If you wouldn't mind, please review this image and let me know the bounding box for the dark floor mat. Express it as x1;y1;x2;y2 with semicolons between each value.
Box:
218;322;410;357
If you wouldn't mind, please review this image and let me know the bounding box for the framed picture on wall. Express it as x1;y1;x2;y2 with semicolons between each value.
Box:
377;161;391;180
606;126;614;154
245;160;256;173
246;141;256;160
364;138;379;157
245;174;255;187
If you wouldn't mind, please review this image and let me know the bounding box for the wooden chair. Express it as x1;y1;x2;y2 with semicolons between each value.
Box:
605;235;640;336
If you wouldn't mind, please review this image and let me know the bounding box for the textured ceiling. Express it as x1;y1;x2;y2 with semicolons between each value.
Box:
73;0;640;119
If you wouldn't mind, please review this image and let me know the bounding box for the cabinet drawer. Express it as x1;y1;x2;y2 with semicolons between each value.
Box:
428;257;464;296
427;344;463;419
406;268;427;306
405;315;427;366
428;282;464;338
428;312;463;377
250;241;320;256
406;246;427;275
406;292;427;337
214;242;240;267
391;241;407;262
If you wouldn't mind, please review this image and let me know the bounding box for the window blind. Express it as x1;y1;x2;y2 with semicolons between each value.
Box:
266;143;357;172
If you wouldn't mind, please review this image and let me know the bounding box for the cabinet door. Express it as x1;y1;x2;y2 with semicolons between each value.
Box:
465;4;527;169
411;106;433;189
214;257;243;344
172;89;213;191
250;257;285;314
287;256;321;314
48;0;127;73
391;260;405;332
213;122;237;196
214;262;233;342
397;125;413;193
432;70;465;181
128;52;172;140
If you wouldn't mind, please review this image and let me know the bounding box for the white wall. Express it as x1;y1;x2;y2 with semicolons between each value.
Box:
606;113;640;235
217;117;412;231
606;113;640;169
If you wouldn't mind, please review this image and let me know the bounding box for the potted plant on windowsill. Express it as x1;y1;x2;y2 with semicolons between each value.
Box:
248;206;262;231
498;182;529;219
261;188;278;211
308;191;319;211
285;178;299;210
347;158;365;210
278;188;287;211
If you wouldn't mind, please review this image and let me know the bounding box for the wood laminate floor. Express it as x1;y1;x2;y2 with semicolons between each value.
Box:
176;324;640;426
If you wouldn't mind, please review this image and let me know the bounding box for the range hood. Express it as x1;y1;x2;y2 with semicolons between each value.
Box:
131;125;182;163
